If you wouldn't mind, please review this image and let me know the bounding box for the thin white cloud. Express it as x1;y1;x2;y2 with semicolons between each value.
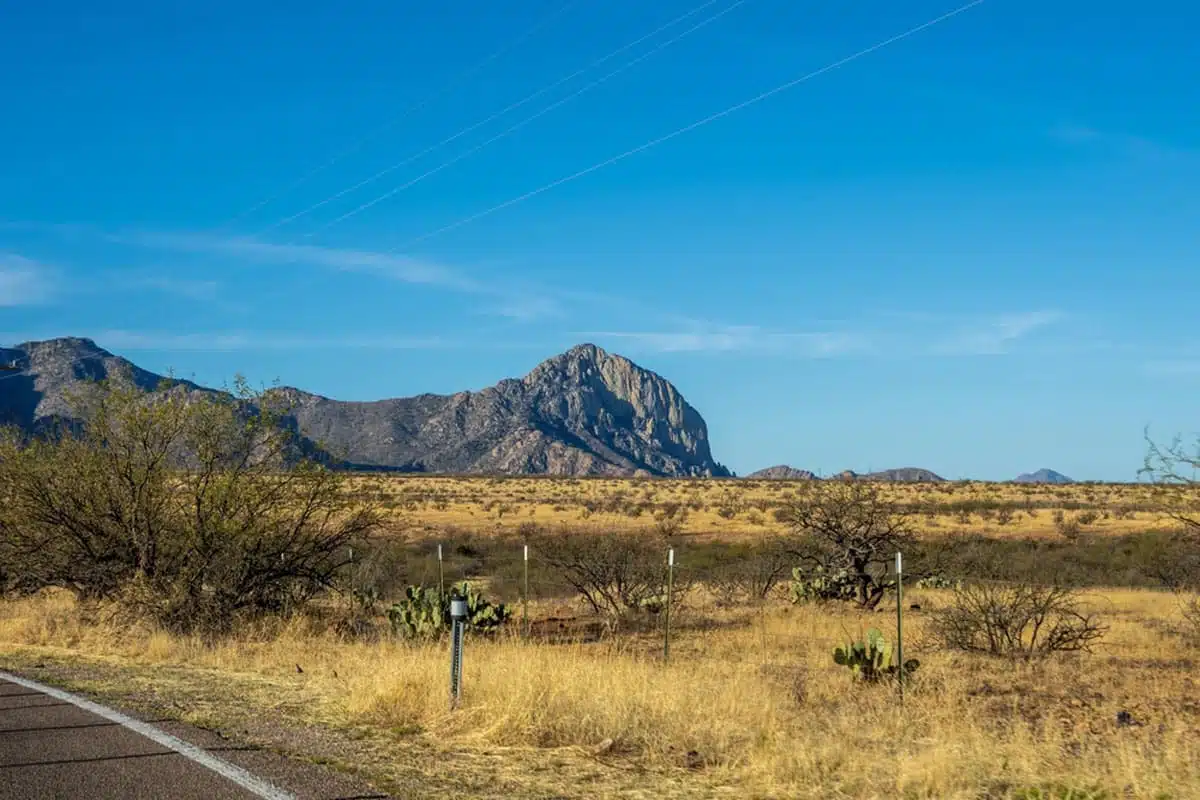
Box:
1144;359;1200;378
580;326;872;356
91;330;454;352
111;229;572;321
0;254;53;306
1049;124;1196;164
114;273;221;302
489;293;566;322
585;311;1065;358
932;310;1062;356
116;230;483;291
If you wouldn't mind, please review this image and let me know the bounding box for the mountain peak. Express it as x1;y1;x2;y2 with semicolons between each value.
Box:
564;342;607;360
17;336;108;356
1013;468;1074;484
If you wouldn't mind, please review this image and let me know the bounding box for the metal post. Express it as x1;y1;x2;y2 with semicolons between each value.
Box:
522;543;530;638
449;595;467;710
663;548;674;662
895;550;904;699
437;543;444;596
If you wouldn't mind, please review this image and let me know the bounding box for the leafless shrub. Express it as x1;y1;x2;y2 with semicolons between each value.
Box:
703;537;793;607
1141;430;1200;534
532;529;685;626
1181;594;1200;637
929;583;1107;658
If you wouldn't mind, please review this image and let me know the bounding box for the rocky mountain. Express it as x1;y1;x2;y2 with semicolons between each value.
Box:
0;338;730;478
744;465;817;480
1013;468;1074;484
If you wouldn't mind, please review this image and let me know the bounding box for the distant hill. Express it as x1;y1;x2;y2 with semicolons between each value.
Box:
0;338;731;478
862;467;945;483
823;467;945;482
1013;468;1074;484
744;465;817;480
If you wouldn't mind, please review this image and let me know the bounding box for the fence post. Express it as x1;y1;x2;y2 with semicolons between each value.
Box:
437;543;444;596
895;550;904;701
449;594;467;710
663;547;674;662
522;543;530;639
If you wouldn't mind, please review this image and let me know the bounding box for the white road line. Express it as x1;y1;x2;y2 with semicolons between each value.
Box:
0;670;298;800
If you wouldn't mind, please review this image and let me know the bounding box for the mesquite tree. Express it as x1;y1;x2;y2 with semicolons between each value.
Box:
778;478;916;610
0;377;377;633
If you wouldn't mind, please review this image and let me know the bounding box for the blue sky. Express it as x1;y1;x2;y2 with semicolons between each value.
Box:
1;0;1197;481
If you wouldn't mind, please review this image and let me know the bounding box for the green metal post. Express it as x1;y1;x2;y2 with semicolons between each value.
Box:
438;543;444;596
522;543;530;638
664;548;674;662
896;550;904;700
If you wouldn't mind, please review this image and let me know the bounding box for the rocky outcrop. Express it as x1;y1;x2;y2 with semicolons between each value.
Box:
0;338;730;478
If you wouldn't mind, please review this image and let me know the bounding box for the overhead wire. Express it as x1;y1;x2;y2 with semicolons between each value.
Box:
297;0;753;237
217;0;587;229
379;0;987;254
257;0;735;235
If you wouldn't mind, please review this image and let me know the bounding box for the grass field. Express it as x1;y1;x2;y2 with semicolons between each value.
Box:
351;475;1189;540
1;585;1198;799
2;475;1198;798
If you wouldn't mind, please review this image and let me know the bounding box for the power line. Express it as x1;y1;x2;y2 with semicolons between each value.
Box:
300;0;752;237
383;0;987;254
256;0;733;236
217;0;587;229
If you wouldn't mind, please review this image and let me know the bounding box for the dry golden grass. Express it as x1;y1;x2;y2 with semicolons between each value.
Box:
343;475;1196;542
3;587;1199;798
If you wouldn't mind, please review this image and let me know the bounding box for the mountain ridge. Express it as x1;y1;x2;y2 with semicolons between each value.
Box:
0;337;729;478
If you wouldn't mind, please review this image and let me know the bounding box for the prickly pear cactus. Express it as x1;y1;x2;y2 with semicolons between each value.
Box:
832;628;920;683
914;574;961;590
387;582;512;639
790;566;884;604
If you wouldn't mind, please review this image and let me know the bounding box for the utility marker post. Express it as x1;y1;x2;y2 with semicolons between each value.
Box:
437;543;444;596
522;543;530;639
895;550;904;701
449;594;467;710
663;547;675;662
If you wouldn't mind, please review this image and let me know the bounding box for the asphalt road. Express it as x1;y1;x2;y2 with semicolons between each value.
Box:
0;674;389;800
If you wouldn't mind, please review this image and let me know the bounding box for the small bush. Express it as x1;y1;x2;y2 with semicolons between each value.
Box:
930;583;1106;658
1057;516;1082;541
